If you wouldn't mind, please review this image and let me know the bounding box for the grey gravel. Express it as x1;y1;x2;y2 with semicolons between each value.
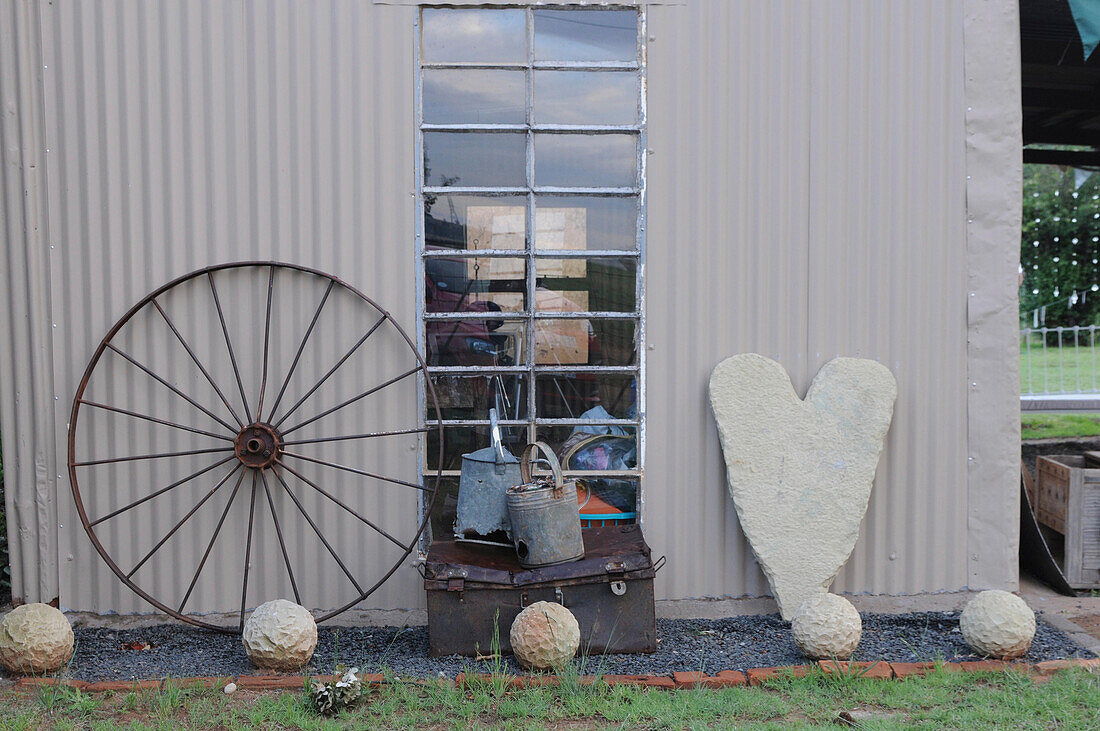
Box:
23;612;1096;682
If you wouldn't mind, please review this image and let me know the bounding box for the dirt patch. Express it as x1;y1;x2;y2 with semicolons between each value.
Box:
1069;614;1100;642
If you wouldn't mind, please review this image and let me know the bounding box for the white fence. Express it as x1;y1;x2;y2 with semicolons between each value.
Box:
1020;326;1100;401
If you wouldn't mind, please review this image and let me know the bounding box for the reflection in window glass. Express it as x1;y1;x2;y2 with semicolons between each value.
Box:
534;319;636;367
535;134;637;188
534;71;638;125
429;373;528;421
424;70;526;124
534;196;636;250
533;9;637;62
424;195;526;251
536;373;637;420
422;8;526;64
426;318;527;368
536;258;637;313
424;132;526;187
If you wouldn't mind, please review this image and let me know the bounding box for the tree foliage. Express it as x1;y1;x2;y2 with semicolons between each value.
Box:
1021;165;1100;328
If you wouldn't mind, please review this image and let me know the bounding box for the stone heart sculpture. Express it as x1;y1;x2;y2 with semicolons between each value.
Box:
708;354;897;620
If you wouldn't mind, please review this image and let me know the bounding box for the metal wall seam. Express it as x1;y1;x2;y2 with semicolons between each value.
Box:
0;0;60;605
963;0;1023;591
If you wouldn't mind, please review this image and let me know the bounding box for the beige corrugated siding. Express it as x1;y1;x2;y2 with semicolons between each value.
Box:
0;0;1020;614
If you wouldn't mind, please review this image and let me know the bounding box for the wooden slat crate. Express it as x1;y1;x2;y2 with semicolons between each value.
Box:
1034;455;1100;589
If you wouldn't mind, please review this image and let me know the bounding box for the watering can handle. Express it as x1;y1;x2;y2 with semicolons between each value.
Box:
519;442;592;509
489;408;506;464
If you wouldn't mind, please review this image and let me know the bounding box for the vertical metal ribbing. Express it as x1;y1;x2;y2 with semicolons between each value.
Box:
525;6;537;450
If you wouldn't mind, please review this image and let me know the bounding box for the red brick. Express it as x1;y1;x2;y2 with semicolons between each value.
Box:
957;660;1028;674
235;675;308;690
889;662;938;678
818;660;893;679
701;670;748;688
13;677;85;689
746;666;813;685
672;671;706;688
1034;658;1100;675
601;674;650;687
641;675;676;690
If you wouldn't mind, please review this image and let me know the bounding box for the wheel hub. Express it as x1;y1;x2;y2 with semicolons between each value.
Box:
234;423;282;469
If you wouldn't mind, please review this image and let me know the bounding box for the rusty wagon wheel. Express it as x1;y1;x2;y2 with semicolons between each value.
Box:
68;262;442;633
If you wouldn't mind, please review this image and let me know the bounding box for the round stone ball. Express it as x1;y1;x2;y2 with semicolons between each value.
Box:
791;593;862;660
242;599;318;671
960;590;1036;660
509;601;580;671
0;603;75;675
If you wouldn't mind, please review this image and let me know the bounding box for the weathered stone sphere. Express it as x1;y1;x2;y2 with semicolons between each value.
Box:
960;590;1036;660
242;599;318;671
791;593;862;660
509;601;580;671
0;603;75;675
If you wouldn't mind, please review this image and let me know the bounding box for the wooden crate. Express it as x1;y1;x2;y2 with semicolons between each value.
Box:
1035;455;1100;589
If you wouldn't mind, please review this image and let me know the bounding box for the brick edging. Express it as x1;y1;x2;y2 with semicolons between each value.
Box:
12;657;1098;692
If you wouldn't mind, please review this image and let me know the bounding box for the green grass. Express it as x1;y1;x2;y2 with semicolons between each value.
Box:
1021;413;1100;440
1020;340;1100;394
0;667;1097;730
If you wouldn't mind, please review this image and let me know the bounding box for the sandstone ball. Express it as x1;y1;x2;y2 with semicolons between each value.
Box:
791;593;862;660
0;603;75;675
242;599;318;671
509;601;580;671
960;590;1036;660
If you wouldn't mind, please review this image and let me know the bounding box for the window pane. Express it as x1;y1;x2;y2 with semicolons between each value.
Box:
422;8;526;64
426;256;527;311
536;373;637;420
427;425;528;471
428;373;528;421
425;132;526;187
425;195;526;251
535;134;636;188
533;9;637;62
534;196;636;251
534;319;636;367
534;71;638;125
426;318;527;368
424;69;526;124
535;258;637;313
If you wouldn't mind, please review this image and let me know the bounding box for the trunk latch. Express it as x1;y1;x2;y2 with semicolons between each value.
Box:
605;561;627;596
445;567;468;592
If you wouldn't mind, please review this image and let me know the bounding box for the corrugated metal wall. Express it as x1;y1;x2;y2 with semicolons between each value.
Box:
0;0;1020;614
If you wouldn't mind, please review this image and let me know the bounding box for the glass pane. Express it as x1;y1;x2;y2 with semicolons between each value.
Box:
534;196;636;251
427;425;529;471
428;373;527;421
425;318;527;368
424;476;460;542
425;195;526;251
535;134;636;188
425;257;526;309
535;258;637;313
533;319;636;367
422;8;526;64
424;132;526;187
423;69;526;125
534;71;638;125
536;373;637;420
533;9;637;62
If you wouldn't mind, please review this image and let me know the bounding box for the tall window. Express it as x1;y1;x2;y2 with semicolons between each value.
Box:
416;6;646;540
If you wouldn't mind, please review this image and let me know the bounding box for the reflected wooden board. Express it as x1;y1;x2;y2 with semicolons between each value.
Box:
467;206;587;279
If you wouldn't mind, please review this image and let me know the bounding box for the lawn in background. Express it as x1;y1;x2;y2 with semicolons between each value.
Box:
1;667;1098;730
1020;340;1100;394
1021;412;1100;440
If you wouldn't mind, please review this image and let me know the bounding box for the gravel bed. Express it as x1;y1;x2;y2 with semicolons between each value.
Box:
32;612;1096;682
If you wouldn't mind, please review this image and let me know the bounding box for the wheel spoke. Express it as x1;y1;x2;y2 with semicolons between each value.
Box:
264;279;335;423
177;468;248;613
88;456;237;528
270;467;365;594
271;314;387;429
239;471;259;632
72;446;233;468
208;271;253;421
106;343;238;433
276;459;409;552
78;399;234;442
281;365;421;437
253;266;276;422
281;426;429;447
281;451;430;492
126;464;242;578
258;469;302;605
152;299;247;428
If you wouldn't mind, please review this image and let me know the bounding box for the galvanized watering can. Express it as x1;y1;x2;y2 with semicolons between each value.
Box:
506;442;590;568
454;409;521;543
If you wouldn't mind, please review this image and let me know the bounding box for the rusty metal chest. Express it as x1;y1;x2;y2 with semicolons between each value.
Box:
424;524;659;657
